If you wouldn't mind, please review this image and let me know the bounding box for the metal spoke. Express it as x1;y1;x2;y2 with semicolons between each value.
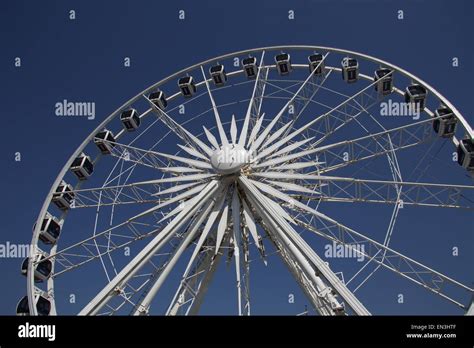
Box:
250;62;327;153
293;213;474;309
306;176;473;209
133;194;218;315
79;180;220;315
239;51;267;147
201;66;229;146
164;186;229;315
313;117;439;174
254;70;388;162
167;240;224;316
231;188;244;315
147;95;214;157
108;140;212;171
252;171;474;209
240;176;370;315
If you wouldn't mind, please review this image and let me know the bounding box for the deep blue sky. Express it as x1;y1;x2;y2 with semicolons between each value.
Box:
0;0;473;315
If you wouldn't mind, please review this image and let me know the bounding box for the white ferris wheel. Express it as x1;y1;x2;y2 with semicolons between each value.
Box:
19;46;474;316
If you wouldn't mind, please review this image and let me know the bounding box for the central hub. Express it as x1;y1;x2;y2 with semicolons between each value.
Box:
210;144;250;175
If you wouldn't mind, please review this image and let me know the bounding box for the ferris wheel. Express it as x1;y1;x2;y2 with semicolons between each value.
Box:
19;46;474;316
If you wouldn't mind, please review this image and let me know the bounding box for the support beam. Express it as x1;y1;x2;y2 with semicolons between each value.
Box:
78;180;220;315
293;214;474;309
147;97;214;157
239;176;371;315
253;69;386;161
133;196;217;315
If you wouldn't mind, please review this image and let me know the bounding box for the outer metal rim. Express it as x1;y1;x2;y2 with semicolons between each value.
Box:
27;45;473;315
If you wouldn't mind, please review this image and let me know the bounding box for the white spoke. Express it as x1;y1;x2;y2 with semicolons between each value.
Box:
134;196;217;315
254;74;383;161
110;141;212;170
250;53;330;153
215;199;230;254
177;144;209;161
151;182;202;197
135;183;207;220
253;147;319;169
240;176;370;315
241;197;261;251
239;51;267;147
247;113;265;148
267;180;320;194
182;187;229;277
201;66;229;146
272;161;322;171
231;188;243;315
230;114;238;144
313;117;438;173
203;126;220;149
154;152;211;170
156;195;201;223
252;172;474;209
294;213;474;308
260;122;292;149
148;98;214;157
138;173;216;185
156;166;204;174
266;137;313;160
166;188;227;315
79;180;220;315
311;176;474;209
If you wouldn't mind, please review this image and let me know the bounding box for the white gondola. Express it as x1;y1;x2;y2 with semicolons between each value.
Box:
374;68;393;95
404;84;427;111
70;153;94;180
148;90;168;110
94;129;116;154
21;253;52;283
178;76;197;97
120;108;141;131
341;57;359;83
52;181;75;210
457;138;474;171
433;106;457;138
16;293;52;316
37;214;61;245
308;53;325;75
242;56;258;79
209;64;227;86
275;53;292;76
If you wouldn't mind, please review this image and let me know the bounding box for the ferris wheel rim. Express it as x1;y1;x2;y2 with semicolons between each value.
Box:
27;45;474;316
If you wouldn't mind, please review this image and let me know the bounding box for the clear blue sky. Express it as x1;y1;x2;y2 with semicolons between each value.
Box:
0;0;473;315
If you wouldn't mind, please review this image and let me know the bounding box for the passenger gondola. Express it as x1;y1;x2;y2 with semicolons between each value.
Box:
120;109;141;131
275;53;292;76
